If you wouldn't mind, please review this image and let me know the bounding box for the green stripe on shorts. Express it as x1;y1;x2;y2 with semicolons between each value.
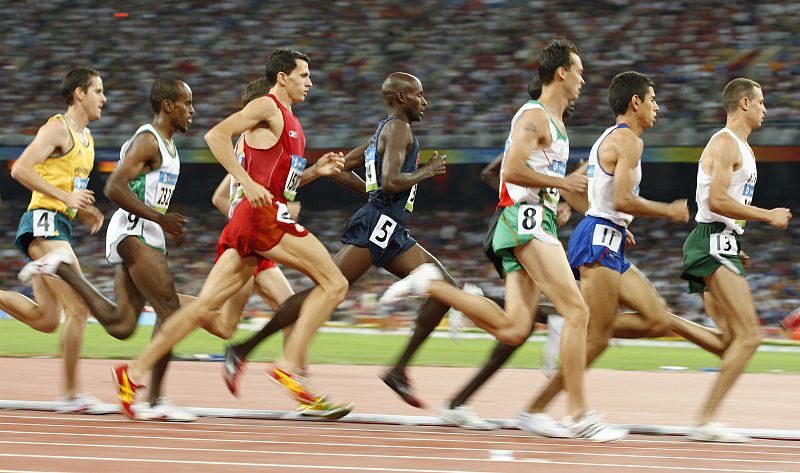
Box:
492;203;557;274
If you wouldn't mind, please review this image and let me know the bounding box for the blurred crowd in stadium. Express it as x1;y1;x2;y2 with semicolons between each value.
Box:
2;1;800;145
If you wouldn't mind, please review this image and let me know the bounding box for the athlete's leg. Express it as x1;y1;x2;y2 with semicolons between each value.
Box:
116;237;181;406
383;245;457;373
127;249;257;381
262;235;350;373
695;268;761;425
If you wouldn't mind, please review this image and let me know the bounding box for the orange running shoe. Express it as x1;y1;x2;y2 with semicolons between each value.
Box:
297;395;354;420
112;364;143;419
266;364;316;404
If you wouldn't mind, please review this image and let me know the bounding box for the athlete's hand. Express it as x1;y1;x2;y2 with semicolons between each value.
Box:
315;152;345;176
159;212;188;245
77;205;104;235
765;207;792;229
572;159;589;176
625;229;636;248
424;151;447;178
555;202;572;227
740;249;751;271
668;199;690;222
65;189;95;210
287;201;301;220
242;179;272;208
561;173;588;193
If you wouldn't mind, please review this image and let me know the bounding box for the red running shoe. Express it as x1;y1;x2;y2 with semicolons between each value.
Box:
381;370;426;408
266;364;316;404
111;364;143;419
222;345;245;397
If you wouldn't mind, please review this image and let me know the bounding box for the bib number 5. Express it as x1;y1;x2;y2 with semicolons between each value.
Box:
369;214;397;249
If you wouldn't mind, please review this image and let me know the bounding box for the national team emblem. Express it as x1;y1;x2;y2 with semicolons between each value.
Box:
288;130;298;138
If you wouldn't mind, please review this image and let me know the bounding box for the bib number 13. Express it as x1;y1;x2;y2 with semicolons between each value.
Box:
517;204;542;235
710;233;738;256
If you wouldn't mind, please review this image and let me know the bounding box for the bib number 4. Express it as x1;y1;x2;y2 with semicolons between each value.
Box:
32;209;57;237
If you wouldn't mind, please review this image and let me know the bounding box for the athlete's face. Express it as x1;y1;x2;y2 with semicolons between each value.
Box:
80;76;106;122
281;59;312;103
404;79;427;122
637;86;659;129
170;82;194;133
746;86;766;129
563;53;584;101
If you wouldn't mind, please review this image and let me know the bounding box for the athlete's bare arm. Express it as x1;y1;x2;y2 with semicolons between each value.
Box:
329;143;368;195
299;152;344;187
212;175;233;217
378;121;445;193
480;154;503;192
502;109;586;193
705;134;791;228
608;130;688;221
105;132;188;242
204;97;282;208
10;119;95;210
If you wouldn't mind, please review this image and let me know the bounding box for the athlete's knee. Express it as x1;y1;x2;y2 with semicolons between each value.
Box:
324;273;349;302
735;330;762;354
106;321;137;340
646;317;671;338
34;317;60;334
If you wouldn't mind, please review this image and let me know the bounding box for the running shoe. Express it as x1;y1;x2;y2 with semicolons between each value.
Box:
297;395;354;420
55;393;111;415
18;249;73;283
380;370;425;408
134;397;198;422
440;401;498;430
689;422;751;443
448;283;483;342
222;344;245;397
266;364;316;404
379;263;442;306
111;364;143;419
563;411;628;442
517;411;572;438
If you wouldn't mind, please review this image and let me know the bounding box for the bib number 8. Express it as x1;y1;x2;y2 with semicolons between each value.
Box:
517;204;542;235
369;214;397;249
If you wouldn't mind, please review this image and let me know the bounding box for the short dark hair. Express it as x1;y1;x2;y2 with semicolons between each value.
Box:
264;48;310;84
722;78;761;114
60;66;100;105
527;75;542;100
149;79;186;113
608;71;655;116
538;39;579;85
241;78;270;106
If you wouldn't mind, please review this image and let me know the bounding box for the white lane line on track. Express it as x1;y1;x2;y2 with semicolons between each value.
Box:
1;413;797;450
0;436;798;466
0;440;542;464
0;453;794;473
0;470;70;473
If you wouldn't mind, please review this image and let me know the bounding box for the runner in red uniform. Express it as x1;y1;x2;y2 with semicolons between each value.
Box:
111;48;352;419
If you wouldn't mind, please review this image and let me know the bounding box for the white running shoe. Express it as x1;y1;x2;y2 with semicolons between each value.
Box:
19;249;73;283
440;402;498;430
689;422;751;443
447;283;482;342
380;263;443;305
542;314;563;378
517;411;573;438
56;393;110;414
134;397;197;422
563;411;628;442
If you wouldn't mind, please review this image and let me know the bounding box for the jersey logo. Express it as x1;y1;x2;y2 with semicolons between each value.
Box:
288;130;298;138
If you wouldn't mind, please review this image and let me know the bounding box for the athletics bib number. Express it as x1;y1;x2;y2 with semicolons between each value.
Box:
276;202;294;224
364;146;378;192
405;184;417;212
710;233;738;256
126;212;142;232
154;172;178;214
517;204;543;235
592;224;623;253
32;209;57;237
369;214;397;249
283;155;307;201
